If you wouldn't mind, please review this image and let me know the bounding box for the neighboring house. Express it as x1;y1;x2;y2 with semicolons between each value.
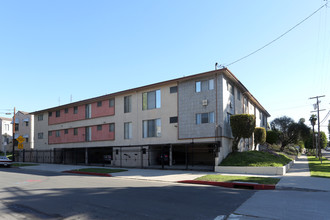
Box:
0;117;12;154
30;68;270;169
13;111;34;150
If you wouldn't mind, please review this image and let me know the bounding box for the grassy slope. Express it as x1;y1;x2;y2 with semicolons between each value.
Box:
220;151;292;167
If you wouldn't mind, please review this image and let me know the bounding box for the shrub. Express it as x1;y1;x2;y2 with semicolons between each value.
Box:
230;114;256;152
266;130;279;144
254;127;266;149
269;144;281;152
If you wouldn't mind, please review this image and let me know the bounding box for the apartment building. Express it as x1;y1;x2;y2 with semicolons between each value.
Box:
0;117;12;154
30;68;270;170
13;111;34;150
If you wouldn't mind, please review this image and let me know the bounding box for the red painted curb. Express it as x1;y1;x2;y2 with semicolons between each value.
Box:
63;171;112;177
177;180;275;190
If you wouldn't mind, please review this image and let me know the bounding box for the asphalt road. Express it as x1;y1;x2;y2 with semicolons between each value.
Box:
0;168;255;220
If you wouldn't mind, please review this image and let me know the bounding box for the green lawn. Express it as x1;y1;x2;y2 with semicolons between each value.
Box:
195;174;280;185
220;151;292;167
73;168;127;174
307;156;330;178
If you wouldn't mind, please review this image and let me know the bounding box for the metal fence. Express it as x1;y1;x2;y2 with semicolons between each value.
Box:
14;144;216;171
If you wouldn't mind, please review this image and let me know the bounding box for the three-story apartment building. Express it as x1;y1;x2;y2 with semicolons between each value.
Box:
30;68;270;170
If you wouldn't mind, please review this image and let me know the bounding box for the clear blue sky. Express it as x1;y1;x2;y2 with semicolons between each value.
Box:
1;1;329;135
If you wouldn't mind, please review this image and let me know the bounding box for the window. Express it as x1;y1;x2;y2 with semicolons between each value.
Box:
85;127;91;141
170;86;178;93
56;110;60;117
64;129;68;134
97;101;102;107
196;79;214;92
237;89;241;100
74;128;78;136
25;138;29;143
48;131;52;136
209;79;214;90
85;104;91;119
55;131;60;137
196;112;214;124
227;82;234;95
109;123;115;132
15;124;19;131
49;112;52;117
25;121;29;126
142;90;161;110
38;133;43;139
124;96;131;113
109;98;115;107
74;106;78;114
65;108;69;113
97;125;102;131
169;116;178;123
226;112;232;125
38;114;43;121
143;119;161;138
124;122;132;139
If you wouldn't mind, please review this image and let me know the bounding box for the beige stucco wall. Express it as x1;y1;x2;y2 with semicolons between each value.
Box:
33;112;49;150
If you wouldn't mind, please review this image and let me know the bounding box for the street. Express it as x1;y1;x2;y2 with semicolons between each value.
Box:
0;168;254;220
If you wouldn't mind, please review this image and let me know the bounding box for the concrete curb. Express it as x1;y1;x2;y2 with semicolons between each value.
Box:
62;171;112;177
177;180;276;190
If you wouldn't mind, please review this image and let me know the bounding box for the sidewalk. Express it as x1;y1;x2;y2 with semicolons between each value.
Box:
227;155;330;220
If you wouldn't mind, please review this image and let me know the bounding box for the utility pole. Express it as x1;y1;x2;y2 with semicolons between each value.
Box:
310;95;325;163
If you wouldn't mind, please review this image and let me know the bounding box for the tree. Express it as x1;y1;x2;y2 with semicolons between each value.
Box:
298;118;311;142
266;130;279;144
230;114;256;152
309;114;317;151
328;120;330;141
270;116;310;151
320;131;328;149
254;127;266;150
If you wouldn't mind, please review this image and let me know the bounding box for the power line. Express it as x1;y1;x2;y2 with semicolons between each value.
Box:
320;110;330;124
225;2;328;67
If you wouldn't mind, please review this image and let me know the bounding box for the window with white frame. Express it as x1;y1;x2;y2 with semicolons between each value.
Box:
55;131;60;137
109;123;115;132
124;122;132;139
227;82;234;95
143;119;161;138
85;104;91;119
237;89;241;100
195;79;214;92
74;128;78;136
142;90;161;110
109;98;115;107
196;112;215;124
38;114;43;121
